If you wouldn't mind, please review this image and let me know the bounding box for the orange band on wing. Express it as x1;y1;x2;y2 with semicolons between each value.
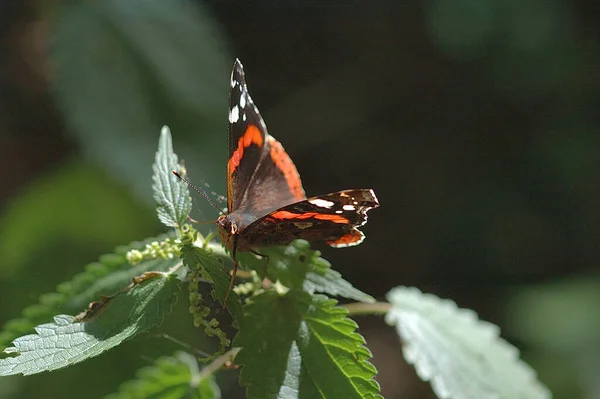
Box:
327;230;365;247
228;125;264;176
269;210;349;224
268;137;305;200
227;125;264;207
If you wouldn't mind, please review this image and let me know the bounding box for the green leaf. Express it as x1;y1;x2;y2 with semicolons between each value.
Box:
237;239;374;303
180;242;244;326
0;272;181;376
52;0;229;200
304;253;374;303
104;351;221;399
153;126;192;227
236;242;310;289
304;269;374;303
0;234;179;348
385;286;552;399
235;291;381;399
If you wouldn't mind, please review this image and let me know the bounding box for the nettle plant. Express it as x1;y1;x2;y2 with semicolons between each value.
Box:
0;128;551;399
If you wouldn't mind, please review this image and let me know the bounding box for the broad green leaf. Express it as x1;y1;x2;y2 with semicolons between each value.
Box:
248;241;312;289
153;126;192;227
238;239;374;303
104;351;221;399
180;243;244;326
304;250;374;303
385;286;552;399
304;269;374;304
0;234;179;348
235;291;381;399
52;0;229;201
0;272;181;376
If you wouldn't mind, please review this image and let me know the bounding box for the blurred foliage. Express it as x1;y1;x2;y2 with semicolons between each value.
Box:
52;0;230;215
104;351;221;399
506;275;600;351
504;275;600;398
0;162;156;279
427;0;572;102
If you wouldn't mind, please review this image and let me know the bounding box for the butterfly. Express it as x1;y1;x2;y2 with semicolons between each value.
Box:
177;59;379;302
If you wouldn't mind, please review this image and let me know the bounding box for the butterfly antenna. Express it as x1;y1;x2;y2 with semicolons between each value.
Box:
172;171;224;214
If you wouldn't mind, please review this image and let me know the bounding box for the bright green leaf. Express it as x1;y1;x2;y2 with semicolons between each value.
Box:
235;291;381;399
385;286;552;399
153;126;192;227
0;272;181;376
104;351;221;399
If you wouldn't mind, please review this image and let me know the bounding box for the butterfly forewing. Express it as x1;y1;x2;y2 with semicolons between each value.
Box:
227;60;265;213
227;59;305;220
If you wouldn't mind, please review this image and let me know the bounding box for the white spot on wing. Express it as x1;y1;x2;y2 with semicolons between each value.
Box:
309;199;334;208
229;106;239;123
240;94;246;109
343;204;355;211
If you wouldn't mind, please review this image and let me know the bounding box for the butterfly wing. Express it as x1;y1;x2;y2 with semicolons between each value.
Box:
235;189;379;250
227;59;306;219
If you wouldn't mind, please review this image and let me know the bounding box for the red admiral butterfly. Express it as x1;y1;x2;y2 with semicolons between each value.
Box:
177;59;379;301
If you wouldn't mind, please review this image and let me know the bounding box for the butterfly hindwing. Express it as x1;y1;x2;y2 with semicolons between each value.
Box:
235;189;379;250
227;59;305;219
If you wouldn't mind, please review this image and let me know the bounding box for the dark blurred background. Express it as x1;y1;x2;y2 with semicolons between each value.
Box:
1;0;599;398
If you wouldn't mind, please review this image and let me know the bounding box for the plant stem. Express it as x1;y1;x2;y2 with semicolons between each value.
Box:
343;301;392;316
197;347;241;380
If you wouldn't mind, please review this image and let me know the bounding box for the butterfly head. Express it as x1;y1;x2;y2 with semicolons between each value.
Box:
216;214;238;251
